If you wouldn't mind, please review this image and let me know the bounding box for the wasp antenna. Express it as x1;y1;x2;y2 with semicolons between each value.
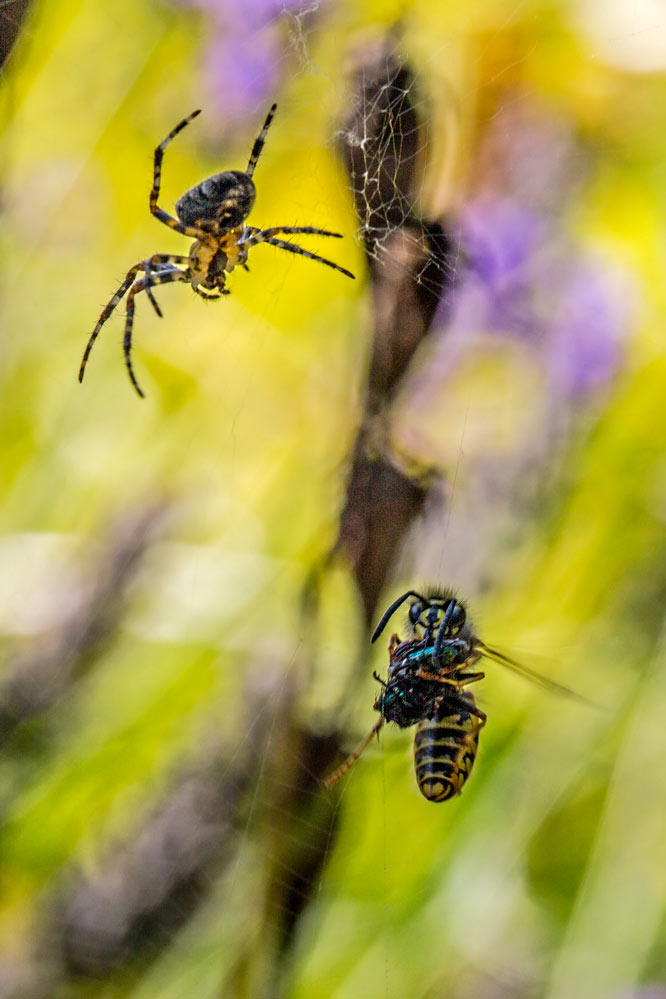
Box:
433;599;458;659
371;590;430;643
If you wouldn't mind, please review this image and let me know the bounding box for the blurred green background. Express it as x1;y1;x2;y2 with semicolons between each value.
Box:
1;0;666;997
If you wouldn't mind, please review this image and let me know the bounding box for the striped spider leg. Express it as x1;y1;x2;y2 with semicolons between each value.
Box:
80;104;354;396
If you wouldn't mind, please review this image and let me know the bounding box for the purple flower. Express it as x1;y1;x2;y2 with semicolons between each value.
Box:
429;96;633;406
171;0;324;123
460;196;545;287
546;259;629;398
438;192;630;404
190;0;308;32
204;31;280;118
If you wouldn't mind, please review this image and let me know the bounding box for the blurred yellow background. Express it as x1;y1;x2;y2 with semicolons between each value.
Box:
1;0;666;997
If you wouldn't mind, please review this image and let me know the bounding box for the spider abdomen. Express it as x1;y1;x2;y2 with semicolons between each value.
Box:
176;171;256;230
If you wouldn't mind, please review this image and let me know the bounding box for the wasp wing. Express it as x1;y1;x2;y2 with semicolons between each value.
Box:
474;641;598;708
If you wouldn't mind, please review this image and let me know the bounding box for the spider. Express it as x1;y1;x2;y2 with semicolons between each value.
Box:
79;104;355;397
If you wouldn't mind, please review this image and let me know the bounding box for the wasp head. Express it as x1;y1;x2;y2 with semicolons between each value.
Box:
408;595;466;639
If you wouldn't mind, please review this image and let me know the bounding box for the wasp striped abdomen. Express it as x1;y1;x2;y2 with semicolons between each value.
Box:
413;694;485;802
325;587;583;798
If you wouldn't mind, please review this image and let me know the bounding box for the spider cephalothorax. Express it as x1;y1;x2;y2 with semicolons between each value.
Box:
79;104;355;397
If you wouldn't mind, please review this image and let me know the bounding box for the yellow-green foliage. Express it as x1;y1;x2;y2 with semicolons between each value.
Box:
1;1;666;997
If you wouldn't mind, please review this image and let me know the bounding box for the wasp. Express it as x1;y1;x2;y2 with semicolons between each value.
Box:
325;588;588;802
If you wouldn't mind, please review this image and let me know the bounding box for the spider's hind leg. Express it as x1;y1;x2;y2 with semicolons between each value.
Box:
123;268;188;398
143;254;191;318
80;255;191;387
80;263;144;384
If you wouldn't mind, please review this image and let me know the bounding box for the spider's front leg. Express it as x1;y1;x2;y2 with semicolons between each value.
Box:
150;110;214;244
237;226;355;279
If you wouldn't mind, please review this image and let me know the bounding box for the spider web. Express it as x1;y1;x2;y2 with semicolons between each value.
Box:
336;38;460;301
0;4;648;999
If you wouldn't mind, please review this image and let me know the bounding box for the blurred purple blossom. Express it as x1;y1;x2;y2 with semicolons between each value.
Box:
203;28;279;115
173;0;323;123
443;192;630;402
190;0;309;32
414;94;630;413
461;196;545;288
397;95;635;593
547;260;627;398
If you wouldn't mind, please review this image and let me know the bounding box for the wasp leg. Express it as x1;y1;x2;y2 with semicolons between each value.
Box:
324;717;384;788
455;671;485;685
388;633;402;659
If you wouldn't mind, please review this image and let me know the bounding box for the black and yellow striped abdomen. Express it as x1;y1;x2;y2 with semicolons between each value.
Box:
413;695;483;802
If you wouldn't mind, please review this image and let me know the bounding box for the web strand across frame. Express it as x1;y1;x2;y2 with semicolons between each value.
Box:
330;40;457;624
